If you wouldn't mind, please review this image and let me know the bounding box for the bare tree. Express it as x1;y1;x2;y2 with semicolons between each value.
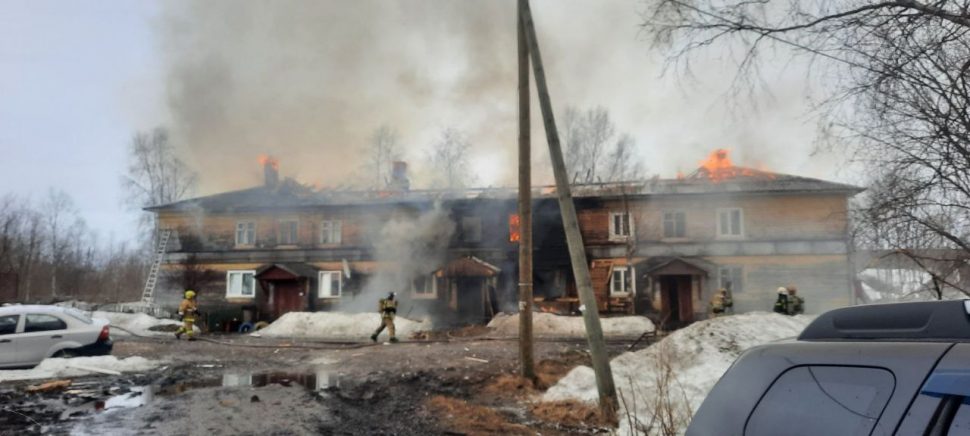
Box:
42;189;79;300
363;125;400;189
640;0;970;295
562;106;643;183
428;127;476;189
123;127;197;238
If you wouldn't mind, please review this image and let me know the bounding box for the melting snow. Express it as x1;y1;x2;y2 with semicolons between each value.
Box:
0;356;162;382
543;312;813;435
258;311;429;339
487;312;654;338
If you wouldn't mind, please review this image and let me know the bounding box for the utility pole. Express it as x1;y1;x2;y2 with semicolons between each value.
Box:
518;0;617;418
517;0;536;382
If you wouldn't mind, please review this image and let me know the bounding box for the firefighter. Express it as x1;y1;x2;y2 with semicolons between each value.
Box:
786;285;805;315
772;287;789;314
175;290;199;341
709;288;733;318
370;292;399;343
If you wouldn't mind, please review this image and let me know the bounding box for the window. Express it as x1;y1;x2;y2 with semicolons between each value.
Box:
0;315;18;335
610;212;632;240
717;208;743;238
718;266;743;293
663;211;686;238
320;220;342;245
461;217;482;242
318;271;342;299
227;270;256;298
235;221;256;246
412;275;437;299
278;220;298;245
745;366;894;436
610;266;635;296
24;314;67;333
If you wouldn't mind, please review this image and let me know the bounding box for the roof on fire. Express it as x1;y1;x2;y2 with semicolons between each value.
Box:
145;168;863;213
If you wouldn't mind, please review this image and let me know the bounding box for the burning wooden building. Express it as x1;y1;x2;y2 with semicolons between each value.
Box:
146;150;861;327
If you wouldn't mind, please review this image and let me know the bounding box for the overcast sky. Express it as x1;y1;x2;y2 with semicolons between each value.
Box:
0;0;854;246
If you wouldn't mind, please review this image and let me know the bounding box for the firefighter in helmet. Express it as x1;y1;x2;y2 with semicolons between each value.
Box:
773;287;789;314
786;285;805;315
709;288;733;318
175;289;199;341
371;292;399;343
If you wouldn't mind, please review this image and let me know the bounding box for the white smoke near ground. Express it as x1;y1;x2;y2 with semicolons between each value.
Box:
338;204;455;318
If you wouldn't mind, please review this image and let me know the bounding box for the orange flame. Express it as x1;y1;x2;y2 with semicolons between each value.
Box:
694;148;774;182
258;154;279;170
699;149;734;176
509;214;521;243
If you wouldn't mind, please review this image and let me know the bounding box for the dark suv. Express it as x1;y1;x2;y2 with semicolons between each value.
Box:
688;300;970;436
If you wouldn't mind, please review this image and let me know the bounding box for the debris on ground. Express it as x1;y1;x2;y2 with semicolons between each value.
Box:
25;379;72;393
487;312;654;338
425;395;532;435
543;312;812;435
531;400;612;430
411;324;492;340
0;356;162;382
257;311;429;339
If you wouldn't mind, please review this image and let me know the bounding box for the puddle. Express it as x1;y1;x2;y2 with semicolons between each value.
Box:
89;367;342;413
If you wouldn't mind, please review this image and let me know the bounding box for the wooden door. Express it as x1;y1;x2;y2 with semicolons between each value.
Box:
272;280;305;319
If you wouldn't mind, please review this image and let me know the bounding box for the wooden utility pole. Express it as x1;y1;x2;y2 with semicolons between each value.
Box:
518;0;617;417
516;0;536;382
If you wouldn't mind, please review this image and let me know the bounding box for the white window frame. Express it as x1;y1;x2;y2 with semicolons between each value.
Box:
235;221;256;246
226;270;257;298
610;266;636;297
278;219;299;245
716;208;744;239
718;266;743;293
662;210;686;239
318;271;343;299
319;220;342;245
609;211;633;241
411;274;437;299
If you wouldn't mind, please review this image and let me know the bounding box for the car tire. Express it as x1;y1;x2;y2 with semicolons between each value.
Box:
238;322;254;333
53;349;77;358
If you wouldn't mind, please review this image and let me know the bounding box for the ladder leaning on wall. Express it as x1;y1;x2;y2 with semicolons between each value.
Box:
141;229;172;305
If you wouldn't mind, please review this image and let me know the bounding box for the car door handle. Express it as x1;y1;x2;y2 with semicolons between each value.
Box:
0;339;10;343
50;335;62;339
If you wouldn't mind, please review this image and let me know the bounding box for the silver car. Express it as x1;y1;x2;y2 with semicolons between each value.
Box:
0;305;113;369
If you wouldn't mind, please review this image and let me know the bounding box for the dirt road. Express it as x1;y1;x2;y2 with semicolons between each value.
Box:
1;332;641;435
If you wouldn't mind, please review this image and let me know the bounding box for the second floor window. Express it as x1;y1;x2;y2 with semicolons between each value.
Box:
461;217;482;242
717;208;743;238
320;220;342;245
278;220;298;245
235;222;256;246
610;212;632;240
663;211;686;238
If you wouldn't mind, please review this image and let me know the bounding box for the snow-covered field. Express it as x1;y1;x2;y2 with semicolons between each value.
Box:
487;312;654;338
0;356;162;382
543;312;813;435
258;311;430;339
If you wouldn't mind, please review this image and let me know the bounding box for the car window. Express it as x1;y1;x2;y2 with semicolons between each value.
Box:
24;314;67;332
745;366;895;436
0;315;18;335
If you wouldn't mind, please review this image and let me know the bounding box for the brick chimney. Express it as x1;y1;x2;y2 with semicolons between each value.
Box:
260;155;279;188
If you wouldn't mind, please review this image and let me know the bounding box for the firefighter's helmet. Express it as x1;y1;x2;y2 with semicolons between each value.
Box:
185;290;197;299
388;291;396;300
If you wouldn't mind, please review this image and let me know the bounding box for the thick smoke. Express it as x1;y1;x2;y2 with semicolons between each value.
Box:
338;205;455;318
157;0;853;195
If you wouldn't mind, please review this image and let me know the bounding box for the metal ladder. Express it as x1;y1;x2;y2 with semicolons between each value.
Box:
141;229;172;304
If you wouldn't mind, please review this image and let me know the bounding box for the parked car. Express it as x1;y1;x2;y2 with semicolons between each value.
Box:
0;305;112;369
689;300;970;436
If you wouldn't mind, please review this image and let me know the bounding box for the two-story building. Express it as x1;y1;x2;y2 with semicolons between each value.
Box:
148;157;861;327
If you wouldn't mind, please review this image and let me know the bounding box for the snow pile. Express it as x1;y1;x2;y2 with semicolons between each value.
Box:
487;312;654;338
544;312;813;435
0;356;161;382
258;311;430;339
90;311;188;337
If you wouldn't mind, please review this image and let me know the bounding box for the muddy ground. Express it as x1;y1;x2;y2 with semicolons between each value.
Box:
0;332;652;435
